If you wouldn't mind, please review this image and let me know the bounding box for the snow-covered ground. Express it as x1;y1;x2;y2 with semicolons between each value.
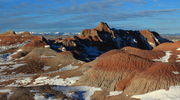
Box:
0;66;102;100
15;77;32;85
148;42;155;47
0;65;102;100
153;51;172;62
0;73;36;83
34;93;57;100
52;86;101;100
0;63;26;74
0;53;14;65
0;52;26;75
107;91;122;97
9;63;26;70
177;55;180;59
0;62;80;86
10;49;23;57
47;64;80;74
44;45;50;48
132;86;180;100
32;76;80;86
176;60;180;62
58;64;79;72
40;55;55;58
0;89;14;99
2;75;80;87
172;71;180;75
0;40;30;52
176;48;180;51
42;66;51;70
176;55;180;62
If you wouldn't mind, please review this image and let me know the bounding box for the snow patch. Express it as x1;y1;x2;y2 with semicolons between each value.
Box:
58;64;62;66
133;39;138;43
33;76;80;86
17;49;23;52
34;93;57;100
148;42;155;47
44;45;50;48
0;73;36;83
30;90;39;93
0;89;14;99
52;86;101;100
42;66;51;70
9;63;26;70
154;37;159;43
0;53;14;65
0;40;30;52
107;91;122;97
40;55;55;58
176;60;180;62
78;61;84;64
177;55;180;59
176;48;180;51
11;49;23;57
19;57;24;60
132;86;180;100
61;47;66;51
58;64;79;72
47;64;79;74
0;66;8;73
16;77;32;85
0;89;11;93
172;71;180;75
153;51;172;62
0;63;26;72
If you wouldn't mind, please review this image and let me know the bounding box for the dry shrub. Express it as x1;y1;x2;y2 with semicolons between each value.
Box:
9;88;34;100
13;58;45;74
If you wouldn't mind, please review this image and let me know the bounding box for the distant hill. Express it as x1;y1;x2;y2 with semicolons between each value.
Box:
15;32;80;36
161;33;180;36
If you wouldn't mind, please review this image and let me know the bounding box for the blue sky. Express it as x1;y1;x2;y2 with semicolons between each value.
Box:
0;0;180;34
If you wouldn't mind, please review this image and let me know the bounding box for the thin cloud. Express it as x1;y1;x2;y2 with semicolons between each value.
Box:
0;0;180;33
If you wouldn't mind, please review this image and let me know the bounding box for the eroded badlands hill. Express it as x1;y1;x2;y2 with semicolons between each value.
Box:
0;22;179;100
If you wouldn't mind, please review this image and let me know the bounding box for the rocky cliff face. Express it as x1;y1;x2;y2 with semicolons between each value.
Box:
50;22;171;61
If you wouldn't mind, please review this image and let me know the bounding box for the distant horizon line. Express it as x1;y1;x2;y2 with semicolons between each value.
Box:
0;30;179;35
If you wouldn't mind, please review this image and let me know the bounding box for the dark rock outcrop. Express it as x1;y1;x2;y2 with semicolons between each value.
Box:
52;22;171;61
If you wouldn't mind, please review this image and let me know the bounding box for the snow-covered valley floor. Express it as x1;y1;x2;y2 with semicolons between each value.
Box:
0;53;103;100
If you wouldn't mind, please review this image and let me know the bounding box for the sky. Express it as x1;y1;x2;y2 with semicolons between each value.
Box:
0;0;180;34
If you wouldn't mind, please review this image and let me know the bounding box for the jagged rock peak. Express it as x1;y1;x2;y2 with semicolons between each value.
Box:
95;22;111;32
1;30;16;36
